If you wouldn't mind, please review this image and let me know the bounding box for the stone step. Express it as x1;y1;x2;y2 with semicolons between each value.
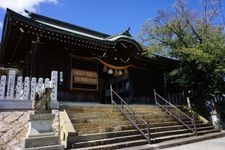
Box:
73;115;199;127
128;116;176;122
135;108;188;112
71;115;126;123
70;112;123;118
129;111;169;115
73;121;131;134
130;107;165;110
25;144;64;150
27;132;55;138
197;128;220;135
100;121;181;130
101;122;208;132
132;106;184;112
72;129;143;142
151;128;191;138
74;122;138;135
66;107;118;114
72;134;144;148
123;113;175;119
150;123;211;132
151;125;215;138
132;107;187;115
70;110;123;116
196;126;214;131
134;111;195;120
150;120;203;127
73;120;130;128
72;116;175;125
97;122;209;133
152;125;183;133
71;117;128;124
116;144;155;150
152;128;219;143
74;126;127;135
70;139;148;150
134;110;168;114
112;123;146;131
24;135;60;148
152;132;192;143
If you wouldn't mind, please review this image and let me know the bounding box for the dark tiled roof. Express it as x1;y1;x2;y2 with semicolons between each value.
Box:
0;9;177;68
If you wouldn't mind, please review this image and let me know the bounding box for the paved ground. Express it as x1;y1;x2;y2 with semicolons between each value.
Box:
163;136;225;150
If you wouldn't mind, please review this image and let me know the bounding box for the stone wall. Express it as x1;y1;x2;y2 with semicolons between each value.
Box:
0;110;59;150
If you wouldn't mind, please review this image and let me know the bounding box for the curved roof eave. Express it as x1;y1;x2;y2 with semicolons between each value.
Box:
35;19;142;52
104;35;142;53
2;9;144;60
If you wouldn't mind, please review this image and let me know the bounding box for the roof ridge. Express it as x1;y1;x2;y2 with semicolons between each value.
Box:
27;10;110;39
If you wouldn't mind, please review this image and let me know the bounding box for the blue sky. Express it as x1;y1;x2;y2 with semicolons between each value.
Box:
0;0;225;40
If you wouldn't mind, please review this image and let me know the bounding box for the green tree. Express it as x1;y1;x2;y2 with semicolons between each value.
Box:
139;0;225;113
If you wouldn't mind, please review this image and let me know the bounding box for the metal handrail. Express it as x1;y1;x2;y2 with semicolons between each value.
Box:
154;89;197;135
110;85;151;144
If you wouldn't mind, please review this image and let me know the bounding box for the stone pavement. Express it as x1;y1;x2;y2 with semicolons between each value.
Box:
163;136;225;150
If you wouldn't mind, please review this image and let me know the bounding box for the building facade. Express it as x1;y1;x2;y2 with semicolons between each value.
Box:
0;9;177;103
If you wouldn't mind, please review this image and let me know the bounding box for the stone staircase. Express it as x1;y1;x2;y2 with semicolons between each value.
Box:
132;105;218;142
65;104;219;150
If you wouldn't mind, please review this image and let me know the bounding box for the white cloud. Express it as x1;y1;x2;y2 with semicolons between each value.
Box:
0;22;3;29
0;0;58;16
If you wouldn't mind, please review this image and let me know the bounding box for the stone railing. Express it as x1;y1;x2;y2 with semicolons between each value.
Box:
0;70;58;109
59;110;77;148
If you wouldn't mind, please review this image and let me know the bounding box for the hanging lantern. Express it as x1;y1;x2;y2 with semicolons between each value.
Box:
124;68;129;76
103;65;107;72
107;68;113;74
118;70;123;75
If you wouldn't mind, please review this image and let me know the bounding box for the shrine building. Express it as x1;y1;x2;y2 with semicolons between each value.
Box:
0;9;177;104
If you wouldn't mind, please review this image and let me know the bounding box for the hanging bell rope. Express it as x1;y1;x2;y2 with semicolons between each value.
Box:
114;70;120;76
124;68;129;75
103;65;107;72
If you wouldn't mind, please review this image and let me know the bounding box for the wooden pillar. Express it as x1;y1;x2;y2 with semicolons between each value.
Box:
30;36;41;77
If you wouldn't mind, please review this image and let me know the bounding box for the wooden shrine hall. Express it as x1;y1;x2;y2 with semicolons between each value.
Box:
0;9;177;103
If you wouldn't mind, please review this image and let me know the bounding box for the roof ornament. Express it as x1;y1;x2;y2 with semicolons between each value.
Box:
127;27;130;32
24;10;32;17
121;27;131;37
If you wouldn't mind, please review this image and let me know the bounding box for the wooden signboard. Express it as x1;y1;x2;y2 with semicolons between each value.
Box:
71;69;98;91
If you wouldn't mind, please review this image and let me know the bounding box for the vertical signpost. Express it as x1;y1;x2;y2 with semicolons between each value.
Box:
51;71;58;102
30;77;37;101
6;70;16;100
15;76;23;99
0;75;6;100
23;77;30;100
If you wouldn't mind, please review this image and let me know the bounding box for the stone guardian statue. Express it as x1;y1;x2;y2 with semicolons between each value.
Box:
32;88;52;114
